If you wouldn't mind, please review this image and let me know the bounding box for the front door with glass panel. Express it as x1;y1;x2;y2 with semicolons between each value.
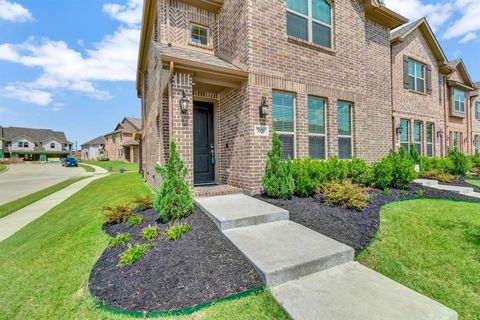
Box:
193;101;215;185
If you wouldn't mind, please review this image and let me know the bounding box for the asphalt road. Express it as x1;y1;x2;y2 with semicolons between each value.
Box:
0;163;84;205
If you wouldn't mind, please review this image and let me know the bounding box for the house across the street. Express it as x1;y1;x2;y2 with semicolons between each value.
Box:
103;117;142;163
80;136;106;160
0;126;73;162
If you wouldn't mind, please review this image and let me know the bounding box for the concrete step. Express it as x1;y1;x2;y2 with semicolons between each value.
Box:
414;179;439;187
429;184;474;195
195;193;289;230
465;192;480;198
224;220;354;287
271;262;457;320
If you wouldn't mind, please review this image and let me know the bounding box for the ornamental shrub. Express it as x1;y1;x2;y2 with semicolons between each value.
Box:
118;243;153;268
109;233;132;248
164;222;192;241
324;156;347;182
154;140;193;223
448;149;469;176
346;157;374;186
422;169;456;182
391;148;417;189
141;225;159;241
422;156;455;174
372;156;394;189
292;158;326;197
132;195;153;211
262;132;294;199
100;204;133;224
318;180;371;210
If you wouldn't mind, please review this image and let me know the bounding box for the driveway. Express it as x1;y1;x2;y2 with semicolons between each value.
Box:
0;163;84;205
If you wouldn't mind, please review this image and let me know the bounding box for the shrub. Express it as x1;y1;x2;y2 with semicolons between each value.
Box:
400;190;409;196
383;188;392;196
262;132;294;199
127;214;145;227
422;156;455;174
164;222;192;241
133;196;153;211
324;156;347;182
422;169;456;183
415;189;424;197
154;140;193;222
391;148;417;189
448;149;470;176
318;180;370;210
100;204;133;224
109;233;132;247
118;243;153;268
372;156;394;189
141;225;159;241
346;157;373;186
292;158;326;197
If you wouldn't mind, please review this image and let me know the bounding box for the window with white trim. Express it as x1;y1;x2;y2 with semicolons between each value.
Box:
408;59;425;93
475;101;480;120
400;119;410;150
50;142;55;149
286;0;332;48
453;88;466;113
273;91;295;159
308;96;326;159
190;24;209;46
413;121;422;155
337;101;352;159
426;122;434;157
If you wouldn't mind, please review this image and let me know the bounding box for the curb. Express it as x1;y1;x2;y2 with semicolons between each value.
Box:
0;166;9;174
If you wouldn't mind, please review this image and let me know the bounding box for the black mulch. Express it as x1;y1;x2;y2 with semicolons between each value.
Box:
89;206;262;312
256;183;480;254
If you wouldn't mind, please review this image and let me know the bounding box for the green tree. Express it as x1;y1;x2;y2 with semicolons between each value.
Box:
154;140;193;222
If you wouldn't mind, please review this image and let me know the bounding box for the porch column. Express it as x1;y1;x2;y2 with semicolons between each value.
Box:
171;72;194;186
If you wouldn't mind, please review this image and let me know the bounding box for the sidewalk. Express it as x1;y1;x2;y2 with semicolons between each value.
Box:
80;163;109;174
0;175;105;242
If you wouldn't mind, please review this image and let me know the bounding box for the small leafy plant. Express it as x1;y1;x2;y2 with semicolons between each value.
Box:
164;222;192;241
318;180;371;210
383;188;392;196
127;214;145;227
133;195;153;211
109;233;132;247
415;189;424;197
141;225;159;241
118;243;153;268
100;204;133;224
400;190;409;197
422;169;456;183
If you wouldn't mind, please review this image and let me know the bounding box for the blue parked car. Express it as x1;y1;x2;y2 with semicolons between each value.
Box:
63;157;78;167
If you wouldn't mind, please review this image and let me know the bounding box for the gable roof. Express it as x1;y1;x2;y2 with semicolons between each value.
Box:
0;127;70;144
81;135;106;147
447;59;475;89
390;18;448;66
107;117;142;136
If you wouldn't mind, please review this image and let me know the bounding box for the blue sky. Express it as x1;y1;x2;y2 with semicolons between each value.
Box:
0;0;479;147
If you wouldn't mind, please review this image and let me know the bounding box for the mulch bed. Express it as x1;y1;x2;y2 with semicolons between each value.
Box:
256;183;480;254
89;206;262;312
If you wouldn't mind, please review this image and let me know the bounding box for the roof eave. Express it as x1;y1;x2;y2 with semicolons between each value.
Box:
364;1;408;29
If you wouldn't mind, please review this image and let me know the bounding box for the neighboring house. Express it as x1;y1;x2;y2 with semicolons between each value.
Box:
471;82;480;155
81;136;106;160
443;59;476;154
137;0;407;192
104;118;142;163
0;126;72;161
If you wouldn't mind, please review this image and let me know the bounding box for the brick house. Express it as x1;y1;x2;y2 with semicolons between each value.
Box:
104;117;142;163
471;82;480;154
137;0;407;193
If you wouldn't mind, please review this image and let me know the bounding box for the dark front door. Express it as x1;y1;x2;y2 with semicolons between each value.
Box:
193;101;215;185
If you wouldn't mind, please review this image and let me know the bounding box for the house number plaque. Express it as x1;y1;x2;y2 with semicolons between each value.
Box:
254;125;269;136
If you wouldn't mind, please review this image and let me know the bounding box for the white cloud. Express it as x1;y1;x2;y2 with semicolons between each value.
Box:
3;84;52;105
0;0;143;105
0;0;32;22
458;32;477;44
443;0;480;40
384;0;454;31
0;106;14;114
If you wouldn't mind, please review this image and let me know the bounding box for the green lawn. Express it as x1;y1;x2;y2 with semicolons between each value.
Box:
357;199;480;319
0;176;88;219
0;173;287;320
0;164;7;173
82;160;139;172
466;179;480;187
79;164;95;173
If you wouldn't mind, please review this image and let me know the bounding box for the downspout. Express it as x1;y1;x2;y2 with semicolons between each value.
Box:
168;61;174;143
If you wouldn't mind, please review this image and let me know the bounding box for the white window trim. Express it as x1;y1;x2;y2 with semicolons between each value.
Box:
413;120;423;155
408;59;425;93
189;23;209;46
308;96;327;159
400;119;410;149
453;88;466;114
273;91;296;159
286;0;333;48
426;122;434;157
337;101;353;159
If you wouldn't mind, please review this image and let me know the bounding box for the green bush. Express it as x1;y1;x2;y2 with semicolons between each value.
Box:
109;233;132;247
164;222;192;241
373;156;394;189
141;225;159;241
292;158;326;197
127;214;144;227
100;204;133;224
132;196;153;211
262;132;294;199
318;180;371;210
383;188;392;196
346;157;373;186
324;156;347;182
118;243;153;268
448;149;470;176
373;149;416;189
422;156;455;174
154;140;193;222
422;169;456;182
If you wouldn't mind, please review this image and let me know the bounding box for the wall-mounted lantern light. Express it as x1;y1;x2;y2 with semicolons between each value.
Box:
180;90;189;114
395;124;403;137
259;96;268;119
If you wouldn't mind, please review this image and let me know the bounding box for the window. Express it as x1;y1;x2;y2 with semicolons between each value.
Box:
451;131;460;150
50;142;55;149
400;119;410;150
476;101;480;120
413;121;422;155
273;91;295;159
190;24;209;45
473;134;480;155
308;96;326;159
453;88;466;114
337;101;352;159
408;59;425;92
18;141;29;148
286;0;332;48
426;122;434;157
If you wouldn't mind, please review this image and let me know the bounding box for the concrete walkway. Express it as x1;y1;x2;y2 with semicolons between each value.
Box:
415;179;480;198
196;193;457;320
79;163;109;174
0;175;105;242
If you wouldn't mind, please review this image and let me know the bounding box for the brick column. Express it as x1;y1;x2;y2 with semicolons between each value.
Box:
296;93;308;158
327;98;338;158
171;73;194;186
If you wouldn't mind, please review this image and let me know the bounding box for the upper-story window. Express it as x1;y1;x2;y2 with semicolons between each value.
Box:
408;59;425;93
50;142;55;148
453;88;466;114
18;141;29;148
286;0;332;48
190;24;209;46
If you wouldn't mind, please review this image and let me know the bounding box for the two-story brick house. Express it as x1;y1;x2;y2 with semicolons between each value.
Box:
104;117;142;163
137;0;407;193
